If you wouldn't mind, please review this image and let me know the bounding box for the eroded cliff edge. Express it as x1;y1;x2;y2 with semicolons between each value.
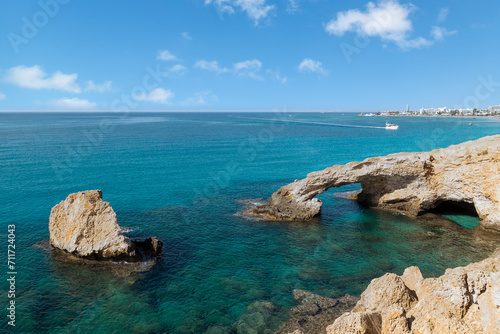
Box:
252;135;500;231
325;247;500;334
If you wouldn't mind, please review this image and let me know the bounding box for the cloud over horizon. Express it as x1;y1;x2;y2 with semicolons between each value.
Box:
134;88;174;104
4;65;81;93
85;80;113;93
50;97;96;110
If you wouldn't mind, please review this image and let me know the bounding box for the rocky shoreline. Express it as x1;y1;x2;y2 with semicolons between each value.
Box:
324;246;500;333
247;135;500;333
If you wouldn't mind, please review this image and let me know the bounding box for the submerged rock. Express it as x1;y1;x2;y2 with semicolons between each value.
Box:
252;135;500;231
233;300;280;334
326;248;500;334
48;190;162;263
278;290;359;334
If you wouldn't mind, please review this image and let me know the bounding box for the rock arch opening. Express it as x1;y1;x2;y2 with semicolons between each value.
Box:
428;200;479;217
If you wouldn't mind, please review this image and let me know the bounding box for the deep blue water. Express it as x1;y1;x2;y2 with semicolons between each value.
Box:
1;112;499;333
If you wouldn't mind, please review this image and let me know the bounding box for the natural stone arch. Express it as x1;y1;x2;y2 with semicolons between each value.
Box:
252;135;500;231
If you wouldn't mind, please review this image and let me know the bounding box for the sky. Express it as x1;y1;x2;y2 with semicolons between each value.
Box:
0;0;499;112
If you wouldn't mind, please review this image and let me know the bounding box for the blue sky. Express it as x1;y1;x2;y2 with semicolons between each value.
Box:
0;0;499;111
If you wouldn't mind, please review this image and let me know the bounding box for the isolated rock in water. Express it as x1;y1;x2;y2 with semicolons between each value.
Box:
326;248;500;334
253;135;500;231
49;190;138;260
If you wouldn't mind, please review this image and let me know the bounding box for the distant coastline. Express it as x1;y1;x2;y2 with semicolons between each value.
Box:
359;112;500;119
360;104;500;118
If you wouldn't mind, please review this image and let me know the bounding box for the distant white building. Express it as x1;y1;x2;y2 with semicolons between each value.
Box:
458;108;473;115
488;105;500;113
419;107;447;115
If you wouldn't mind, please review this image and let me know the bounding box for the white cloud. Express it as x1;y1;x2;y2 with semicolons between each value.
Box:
157;50;178;61
169;64;187;74
85;80;113;93
234;59;262;71
195;60;229;73
181;32;192;40
4;65;81;93
135;88;174;104
431;26;456;41
437;7;449;23
266;69;287;83
0;92;5;101
205;0;275;25
181;90;218;106
325;1;432;50
159;64;188;77
51;97;96;110
396;36;433;48
287;0;300;13
233;59;264;80
195;59;264;80
233;59;263;79
298;58;327;76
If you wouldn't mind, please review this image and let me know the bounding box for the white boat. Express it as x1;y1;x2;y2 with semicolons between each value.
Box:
385;121;399;130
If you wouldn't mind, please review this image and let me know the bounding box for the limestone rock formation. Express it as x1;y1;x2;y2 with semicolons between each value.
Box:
352;273;417;313
252;135;500;231
327;311;382;334
326;248;500;334
49;190;162;262
49;190;137;260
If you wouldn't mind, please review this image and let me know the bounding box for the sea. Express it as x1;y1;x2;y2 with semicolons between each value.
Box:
1;112;499;333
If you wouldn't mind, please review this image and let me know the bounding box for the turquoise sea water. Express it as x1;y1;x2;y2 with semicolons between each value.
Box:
1;112;499;333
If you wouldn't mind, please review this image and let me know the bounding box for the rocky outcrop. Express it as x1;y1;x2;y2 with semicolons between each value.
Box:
279;290;359;334
49;190;162;262
326;248;500;334
252;135;500;231
134;236;163;257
